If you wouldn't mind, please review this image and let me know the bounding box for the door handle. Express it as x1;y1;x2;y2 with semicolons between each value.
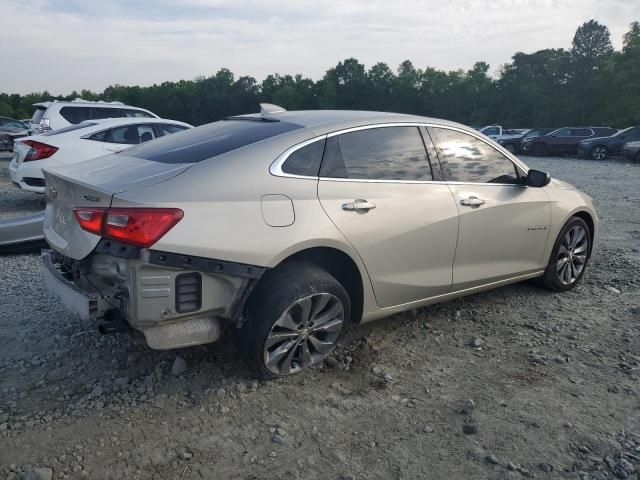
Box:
342;199;376;212
460;196;485;207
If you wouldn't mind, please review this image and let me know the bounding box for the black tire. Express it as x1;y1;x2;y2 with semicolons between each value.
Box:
237;261;350;379
635;151;640;163
531;143;548;157
539;217;591;292
503;143;515;153
590;145;608;161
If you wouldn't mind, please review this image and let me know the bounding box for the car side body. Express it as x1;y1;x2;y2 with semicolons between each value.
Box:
41;109;598;376
577;126;640;160
498;128;554;154
621;140;640;162
10;118;192;193
0;116;29;151
522;126;618;156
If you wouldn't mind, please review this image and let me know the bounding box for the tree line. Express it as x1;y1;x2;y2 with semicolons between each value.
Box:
1;20;638;129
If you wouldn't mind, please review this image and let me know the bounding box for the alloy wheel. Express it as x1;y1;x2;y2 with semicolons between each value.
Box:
591;146;607;160
556;225;588;285
263;293;344;375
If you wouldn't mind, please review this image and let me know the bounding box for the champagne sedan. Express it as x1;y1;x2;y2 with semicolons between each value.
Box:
41;106;597;378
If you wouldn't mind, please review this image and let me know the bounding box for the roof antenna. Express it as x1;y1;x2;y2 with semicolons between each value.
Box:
260;103;287;114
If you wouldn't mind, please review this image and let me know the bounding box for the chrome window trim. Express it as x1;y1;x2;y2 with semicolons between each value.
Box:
268;122;530;186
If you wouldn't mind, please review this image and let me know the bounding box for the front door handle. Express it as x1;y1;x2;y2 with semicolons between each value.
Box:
342;199;376;212
460;196;485;207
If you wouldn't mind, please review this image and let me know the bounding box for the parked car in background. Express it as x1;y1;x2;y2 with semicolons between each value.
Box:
521;127;618;156
621;141;640;162
41;106;597;378
497;128;554;154
10;118;191;193
479;125;503;139
577;126;640;160
29;98;158;134
0;116;30;151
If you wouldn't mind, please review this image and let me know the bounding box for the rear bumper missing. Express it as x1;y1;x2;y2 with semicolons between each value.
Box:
42;250;104;320
42;247;267;350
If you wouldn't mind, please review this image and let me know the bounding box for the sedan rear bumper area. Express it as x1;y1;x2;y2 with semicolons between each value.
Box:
42;247;267;350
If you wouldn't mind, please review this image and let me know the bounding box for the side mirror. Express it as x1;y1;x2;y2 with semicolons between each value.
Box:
526;169;551;188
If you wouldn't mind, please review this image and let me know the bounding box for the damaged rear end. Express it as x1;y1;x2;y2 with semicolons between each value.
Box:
41;154;263;350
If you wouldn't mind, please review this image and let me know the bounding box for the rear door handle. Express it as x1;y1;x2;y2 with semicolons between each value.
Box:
342;199;376;212
460;196;485;207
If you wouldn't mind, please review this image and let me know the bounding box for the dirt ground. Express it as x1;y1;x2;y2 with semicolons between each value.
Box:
1;154;639;480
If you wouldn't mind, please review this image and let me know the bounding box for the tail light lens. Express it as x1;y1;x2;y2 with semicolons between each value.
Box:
72;207;183;248
22;140;58;161
73;208;105;235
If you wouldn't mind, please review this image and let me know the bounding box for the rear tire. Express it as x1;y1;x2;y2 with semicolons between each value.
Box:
237;262;350;379
635;151;640;163
503;143;515;153
531;143;547;156
539;217;591;292
590;145;608;161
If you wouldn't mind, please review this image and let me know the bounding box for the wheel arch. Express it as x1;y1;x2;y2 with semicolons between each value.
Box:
253;245;368;325
571;210;595;256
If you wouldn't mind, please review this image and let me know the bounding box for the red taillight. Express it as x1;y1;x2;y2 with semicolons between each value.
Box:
22;140;59;162
73;208;106;235
72;207;183;248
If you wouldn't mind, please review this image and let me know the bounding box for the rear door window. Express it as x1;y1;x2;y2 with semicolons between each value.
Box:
59;107;91;124
572;128;593;137
91;107;122;120
127;119;303;164
319;126;432;181
106;124;156;144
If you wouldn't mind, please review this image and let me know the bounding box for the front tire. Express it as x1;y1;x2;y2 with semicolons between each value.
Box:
237;262;350;379
590;145;608;161
539;217;591;292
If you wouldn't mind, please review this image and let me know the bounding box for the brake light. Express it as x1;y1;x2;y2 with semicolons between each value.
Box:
72;207;183;248
73;208;105;235
22;140;58;161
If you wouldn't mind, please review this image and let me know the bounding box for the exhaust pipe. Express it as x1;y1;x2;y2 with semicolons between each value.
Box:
97;311;130;335
98;322;129;335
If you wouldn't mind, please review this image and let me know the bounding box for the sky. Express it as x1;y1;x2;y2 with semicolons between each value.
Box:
1;0;639;95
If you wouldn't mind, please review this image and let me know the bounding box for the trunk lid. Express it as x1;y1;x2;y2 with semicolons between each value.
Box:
43;153;191;259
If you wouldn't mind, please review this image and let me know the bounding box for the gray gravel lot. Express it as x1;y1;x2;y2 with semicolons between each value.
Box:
0;154;639;479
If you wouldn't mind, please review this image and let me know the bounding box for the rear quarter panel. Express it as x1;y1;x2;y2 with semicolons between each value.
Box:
110;133;380;319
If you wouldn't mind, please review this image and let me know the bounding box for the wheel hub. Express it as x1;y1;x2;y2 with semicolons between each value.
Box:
263;293;344;376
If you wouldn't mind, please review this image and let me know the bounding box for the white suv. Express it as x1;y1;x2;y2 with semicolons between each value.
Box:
29;98;158;134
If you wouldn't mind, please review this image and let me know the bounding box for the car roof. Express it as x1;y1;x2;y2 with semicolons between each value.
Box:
232;110;464;132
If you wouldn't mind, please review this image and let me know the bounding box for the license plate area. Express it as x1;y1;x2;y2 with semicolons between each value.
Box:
42;251;100;320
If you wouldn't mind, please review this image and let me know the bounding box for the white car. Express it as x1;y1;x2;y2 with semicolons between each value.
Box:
10;118;192;193
29;98;158;134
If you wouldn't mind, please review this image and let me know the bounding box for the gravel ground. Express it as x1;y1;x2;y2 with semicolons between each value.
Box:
0;155;639;480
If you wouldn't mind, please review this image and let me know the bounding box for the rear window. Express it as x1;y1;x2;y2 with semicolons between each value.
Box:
30;107;46;124
44;122;97;136
126;119;303;164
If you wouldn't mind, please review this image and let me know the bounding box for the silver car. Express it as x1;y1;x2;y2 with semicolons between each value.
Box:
41;106;597;378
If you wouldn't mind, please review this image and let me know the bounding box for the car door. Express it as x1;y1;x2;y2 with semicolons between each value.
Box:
428;126;551;291
317;125;459;308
